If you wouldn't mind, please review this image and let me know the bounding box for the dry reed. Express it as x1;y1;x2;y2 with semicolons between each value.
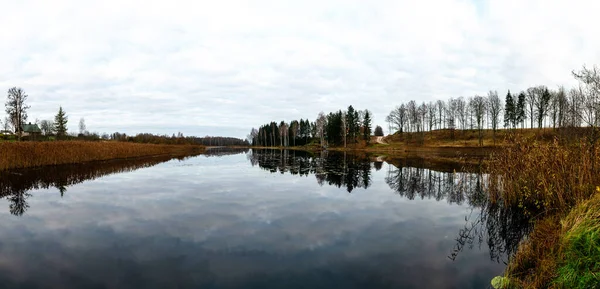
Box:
0;141;204;170
487;135;600;288
487;137;599;217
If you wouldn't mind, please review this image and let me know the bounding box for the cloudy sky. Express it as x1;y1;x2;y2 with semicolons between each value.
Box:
1;0;598;138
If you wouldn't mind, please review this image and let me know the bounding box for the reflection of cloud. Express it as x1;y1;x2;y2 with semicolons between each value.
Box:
0;154;503;288
2;0;598;137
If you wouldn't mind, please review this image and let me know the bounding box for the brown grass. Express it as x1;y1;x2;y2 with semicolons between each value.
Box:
487;137;598;217
486;134;600;288
504;215;562;288
0;141;204;170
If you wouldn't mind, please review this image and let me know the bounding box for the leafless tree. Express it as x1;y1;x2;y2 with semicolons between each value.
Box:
2;116;9;132
316;112;327;146
526;87;537;129
472;96;487;146
572;65;600;172
407;100;418;133
427;101;437;131
5;87;30;141
79;117;87;135
572;65;600;128
487;90;502;144
40;120;54;136
387;104;407;134
341;112;347;148
456;97;467;130
436;100;446;129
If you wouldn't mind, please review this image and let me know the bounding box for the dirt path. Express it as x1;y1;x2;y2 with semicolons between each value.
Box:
376;136;388;145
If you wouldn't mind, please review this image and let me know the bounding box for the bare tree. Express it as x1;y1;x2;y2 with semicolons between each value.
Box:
456;97;467;130
427;101;437;131
5;87;30;141
436;100;446;129
387;104;407;134
40;120;54;136
446;98;457;130
526;87;537;129
487;90;502;144
316;112;327;147
2;116;10;132
572;65;600;172
341;112;347;148
572;65;600;128
472;96;487;146
79;118;87;136
407;100;418;133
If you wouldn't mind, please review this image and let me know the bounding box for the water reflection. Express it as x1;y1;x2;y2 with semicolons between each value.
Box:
248;149;372;192
248;149;533;264
0;155;192;216
204;147;250;157
0;149;531;288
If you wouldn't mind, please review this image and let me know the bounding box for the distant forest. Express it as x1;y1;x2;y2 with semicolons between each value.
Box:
248;105;375;147
249;64;600;147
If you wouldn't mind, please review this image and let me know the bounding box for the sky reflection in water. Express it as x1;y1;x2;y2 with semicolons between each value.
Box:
0;149;511;289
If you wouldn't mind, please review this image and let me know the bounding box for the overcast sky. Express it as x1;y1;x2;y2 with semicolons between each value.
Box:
1;0;599;138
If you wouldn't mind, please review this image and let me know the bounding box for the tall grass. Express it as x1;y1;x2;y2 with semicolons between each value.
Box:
487;137;599;217
487;136;600;288
0;141;204;170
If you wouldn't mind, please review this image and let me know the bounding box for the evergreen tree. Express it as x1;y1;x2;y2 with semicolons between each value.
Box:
346;105;355;144
326;111;343;146
516;92;527;128
374;125;384;136
363;110;372;144
54;106;68;139
504;90;515;128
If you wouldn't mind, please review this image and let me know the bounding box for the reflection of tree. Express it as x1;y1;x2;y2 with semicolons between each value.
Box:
204;147;249;157
0;155;184;216
248;149;533;263
247;149;372;192
385;163;533;264
8;190;31;216
449;200;532;264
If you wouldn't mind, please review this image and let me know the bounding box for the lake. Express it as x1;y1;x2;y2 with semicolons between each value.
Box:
0;148;530;289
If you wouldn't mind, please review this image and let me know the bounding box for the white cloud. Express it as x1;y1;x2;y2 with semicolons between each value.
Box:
0;0;598;137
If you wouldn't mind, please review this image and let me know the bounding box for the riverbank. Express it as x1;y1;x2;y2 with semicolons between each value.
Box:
0;141;205;170
487;137;600;288
251;141;498;170
498;192;600;288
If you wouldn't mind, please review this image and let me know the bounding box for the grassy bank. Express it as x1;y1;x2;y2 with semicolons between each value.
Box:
487;137;600;288
0;141;204;170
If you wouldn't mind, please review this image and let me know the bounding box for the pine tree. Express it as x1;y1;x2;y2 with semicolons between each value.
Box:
516;92;527;129
363;110;372;144
346;105;355;144
54;106;68;139
374;125;384;136
504;90;515;128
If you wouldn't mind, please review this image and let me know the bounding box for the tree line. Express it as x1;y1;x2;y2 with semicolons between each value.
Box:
2;87;247;145
249;105;373;147
385;65;600;145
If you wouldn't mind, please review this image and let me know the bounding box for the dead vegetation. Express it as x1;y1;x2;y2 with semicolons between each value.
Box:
0;141;204;170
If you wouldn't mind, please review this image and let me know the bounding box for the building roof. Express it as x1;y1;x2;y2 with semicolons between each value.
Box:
23;123;41;133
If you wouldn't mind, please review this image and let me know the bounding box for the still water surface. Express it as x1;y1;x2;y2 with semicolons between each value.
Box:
0;148;527;289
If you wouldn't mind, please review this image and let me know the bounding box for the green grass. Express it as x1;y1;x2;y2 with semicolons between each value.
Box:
553;192;600;288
